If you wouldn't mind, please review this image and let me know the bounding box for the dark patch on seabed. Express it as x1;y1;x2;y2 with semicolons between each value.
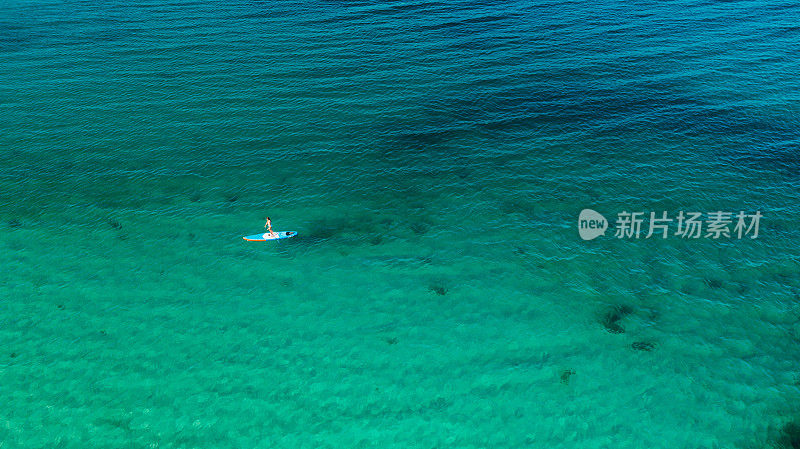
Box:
631;341;655;352
429;284;447;295
720;140;800;176
410;222;429;235
601;305;633;334
303;213;398;244
780;420;800;449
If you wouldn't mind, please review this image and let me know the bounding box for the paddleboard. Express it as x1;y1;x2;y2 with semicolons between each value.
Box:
243;231;298;241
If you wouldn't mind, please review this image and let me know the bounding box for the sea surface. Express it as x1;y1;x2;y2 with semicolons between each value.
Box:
2;0;800;447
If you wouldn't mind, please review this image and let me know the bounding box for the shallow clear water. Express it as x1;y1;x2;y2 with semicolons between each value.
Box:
2;0;800;447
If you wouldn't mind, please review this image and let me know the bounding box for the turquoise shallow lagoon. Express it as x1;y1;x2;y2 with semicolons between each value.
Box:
2;0;800;447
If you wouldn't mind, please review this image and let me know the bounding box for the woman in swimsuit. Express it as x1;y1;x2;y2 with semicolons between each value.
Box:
265;217;276;238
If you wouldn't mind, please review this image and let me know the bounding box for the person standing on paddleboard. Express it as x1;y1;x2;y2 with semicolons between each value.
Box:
264;217;276;238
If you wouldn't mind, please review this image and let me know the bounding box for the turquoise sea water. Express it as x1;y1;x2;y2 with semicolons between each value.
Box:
2;0;800;447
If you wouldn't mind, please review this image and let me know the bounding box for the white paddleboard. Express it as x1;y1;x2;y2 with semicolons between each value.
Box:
243;231;298;241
